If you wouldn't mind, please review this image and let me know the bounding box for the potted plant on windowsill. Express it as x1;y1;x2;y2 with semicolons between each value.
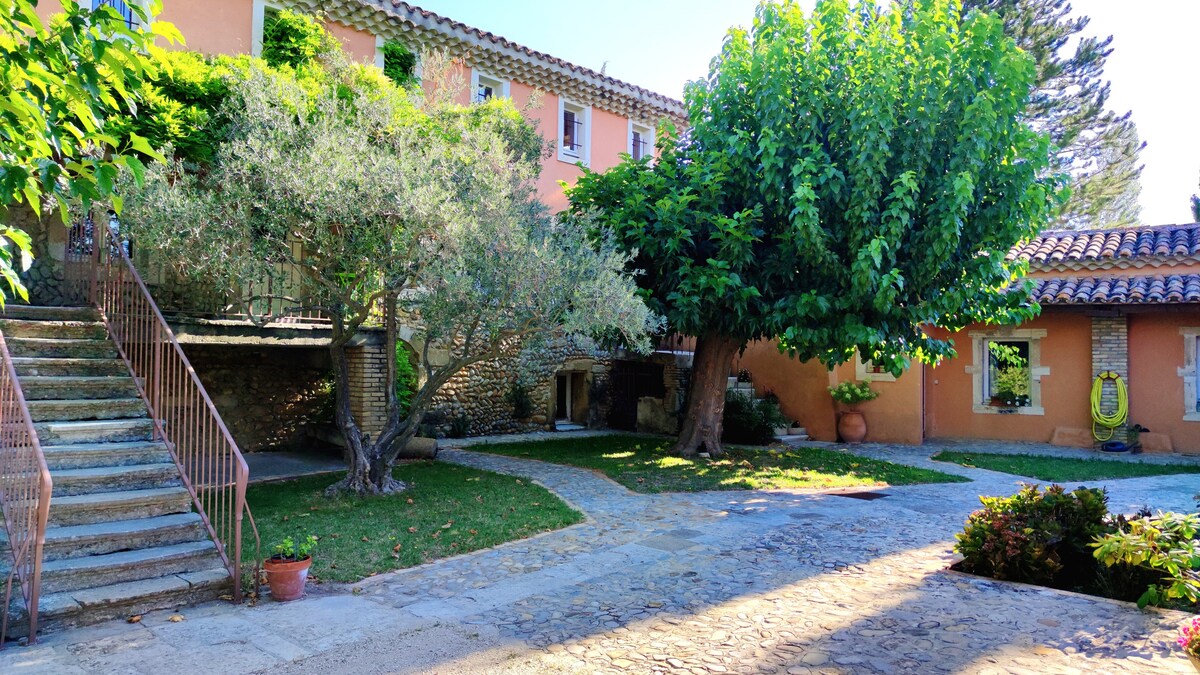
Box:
987;390;1029;413
264;535;317;602
828;381;878;443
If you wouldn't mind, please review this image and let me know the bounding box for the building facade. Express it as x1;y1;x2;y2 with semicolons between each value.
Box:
23;0;688;449
739;223;1200;454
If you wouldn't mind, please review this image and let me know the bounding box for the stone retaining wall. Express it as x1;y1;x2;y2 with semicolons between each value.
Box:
183;344;333;452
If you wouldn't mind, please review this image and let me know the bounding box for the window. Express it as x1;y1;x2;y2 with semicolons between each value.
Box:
855;353;896;383
557;99;591;165
967;328;1047;415
471;69;509;103
984;340;1031;407
1178;328;1200;421
251;0;283;57
92;1;142;29
629;121;654;161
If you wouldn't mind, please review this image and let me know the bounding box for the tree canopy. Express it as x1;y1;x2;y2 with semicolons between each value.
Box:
117;15;654;493
0;0;179;303
962;0;1144;229
567;0;1065;456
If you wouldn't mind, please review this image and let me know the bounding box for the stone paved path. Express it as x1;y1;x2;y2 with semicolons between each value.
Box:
2;438;1198;674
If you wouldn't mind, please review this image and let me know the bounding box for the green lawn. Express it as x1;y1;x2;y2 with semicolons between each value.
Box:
244;461;582;583
471;435;968;493
931;450;1200;481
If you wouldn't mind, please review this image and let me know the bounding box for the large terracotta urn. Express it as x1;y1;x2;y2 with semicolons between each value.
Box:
837;410;867;443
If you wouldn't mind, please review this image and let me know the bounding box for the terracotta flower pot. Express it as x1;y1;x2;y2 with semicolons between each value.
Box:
264;556;312;602
837;410;867;443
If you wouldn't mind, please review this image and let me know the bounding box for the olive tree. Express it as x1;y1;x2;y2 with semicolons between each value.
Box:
119;49;655;494
567;0;1065;457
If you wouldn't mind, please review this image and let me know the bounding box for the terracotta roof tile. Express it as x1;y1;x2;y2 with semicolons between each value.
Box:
351;1;686;116
1030;273;1200;305
1009;223;1200;265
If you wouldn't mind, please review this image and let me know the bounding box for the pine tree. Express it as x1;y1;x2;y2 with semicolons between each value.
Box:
963;0;1145;229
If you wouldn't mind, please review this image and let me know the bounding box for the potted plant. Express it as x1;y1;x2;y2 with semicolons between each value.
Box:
828;381;878;443
264;534;317;602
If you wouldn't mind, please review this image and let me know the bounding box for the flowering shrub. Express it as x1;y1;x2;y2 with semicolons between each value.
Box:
1179;617;1200;658
954;484;1109;586
828;381;878;406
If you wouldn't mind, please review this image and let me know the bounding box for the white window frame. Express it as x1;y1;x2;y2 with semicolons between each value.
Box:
966;328;1048;416
628;120;655;161
90;0;151;31
557;98;591;166
1178;328;1200;421
374;35;385;70
252;0;285;57
470;68;510;103
855;352;896;383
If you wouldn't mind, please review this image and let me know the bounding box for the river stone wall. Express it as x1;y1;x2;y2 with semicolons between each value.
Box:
183;344;333;452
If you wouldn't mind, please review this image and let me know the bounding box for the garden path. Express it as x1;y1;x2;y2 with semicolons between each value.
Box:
1;438;1196;674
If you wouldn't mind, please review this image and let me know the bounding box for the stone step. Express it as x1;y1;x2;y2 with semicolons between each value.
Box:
30;540;223;595
0;318;108;340
6;337;117;359
5;567;231;638
11;357;129;377
0;305;100;322
18;375;139;400
35;418;155;445
1;513;207;562
51;463;181;497
42;440;173;470
27;397;146;422
48;486;192;526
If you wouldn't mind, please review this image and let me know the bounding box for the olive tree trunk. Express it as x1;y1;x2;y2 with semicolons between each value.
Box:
673;333;742;457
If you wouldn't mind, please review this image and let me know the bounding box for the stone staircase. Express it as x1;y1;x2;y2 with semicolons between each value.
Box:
726;376;810;441
0;306;231;638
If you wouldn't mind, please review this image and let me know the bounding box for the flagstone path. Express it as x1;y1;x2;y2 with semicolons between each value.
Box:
2;438;1197;674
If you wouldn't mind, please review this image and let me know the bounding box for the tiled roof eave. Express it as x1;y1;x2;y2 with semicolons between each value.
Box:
298;0;688;126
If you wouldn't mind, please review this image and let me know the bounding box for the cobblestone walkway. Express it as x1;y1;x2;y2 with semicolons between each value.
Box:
2;438;1197;674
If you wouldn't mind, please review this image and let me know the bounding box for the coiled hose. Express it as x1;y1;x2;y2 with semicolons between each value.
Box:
1090;371;1128;442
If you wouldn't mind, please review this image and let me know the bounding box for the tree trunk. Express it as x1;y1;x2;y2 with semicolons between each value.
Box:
673;332;742;457
323;326;409;496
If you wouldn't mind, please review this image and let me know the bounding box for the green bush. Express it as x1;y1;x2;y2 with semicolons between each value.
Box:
721;391;784;445
1093;512;1200;608
955;484;1109;587
395;346;418;418
508;381;533;419
381;40;417;86
262;9;338;69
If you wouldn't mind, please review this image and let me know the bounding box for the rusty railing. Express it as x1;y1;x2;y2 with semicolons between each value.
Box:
0;332;52;645
64;218;259;601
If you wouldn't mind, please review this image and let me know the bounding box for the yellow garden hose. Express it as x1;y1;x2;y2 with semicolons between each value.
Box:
1090;371;1128;442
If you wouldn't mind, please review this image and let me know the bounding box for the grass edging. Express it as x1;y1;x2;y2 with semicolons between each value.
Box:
930;450;1200;481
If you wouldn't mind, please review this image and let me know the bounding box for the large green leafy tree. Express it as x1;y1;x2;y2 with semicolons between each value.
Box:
962;0;1144;229
0;0;180;302
567;0;1064;456
118;20;655;495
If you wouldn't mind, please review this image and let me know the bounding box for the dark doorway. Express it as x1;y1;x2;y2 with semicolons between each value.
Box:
608;361;665;431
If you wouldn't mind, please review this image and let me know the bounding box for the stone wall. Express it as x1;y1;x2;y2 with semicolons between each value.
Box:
429;337;614;437
2;204;68;306
183;344;333;452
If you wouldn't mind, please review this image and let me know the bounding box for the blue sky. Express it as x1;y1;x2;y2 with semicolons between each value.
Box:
412;0;1199;226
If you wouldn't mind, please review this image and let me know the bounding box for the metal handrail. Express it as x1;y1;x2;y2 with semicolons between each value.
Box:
65;219;259;601
0;332;52;645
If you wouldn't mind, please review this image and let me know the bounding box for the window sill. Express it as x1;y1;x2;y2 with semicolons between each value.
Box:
972;404;1045;416
1183;412;1200;422
557;152;584;166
